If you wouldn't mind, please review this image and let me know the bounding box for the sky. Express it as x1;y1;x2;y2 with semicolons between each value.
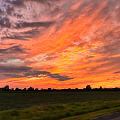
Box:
0;0;120;89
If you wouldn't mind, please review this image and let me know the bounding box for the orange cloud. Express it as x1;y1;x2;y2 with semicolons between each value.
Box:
1;0;120;89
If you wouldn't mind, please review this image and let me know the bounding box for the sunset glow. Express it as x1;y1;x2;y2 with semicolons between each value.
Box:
0;0;120;89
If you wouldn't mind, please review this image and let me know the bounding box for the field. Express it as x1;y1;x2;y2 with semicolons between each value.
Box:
0;91;120;120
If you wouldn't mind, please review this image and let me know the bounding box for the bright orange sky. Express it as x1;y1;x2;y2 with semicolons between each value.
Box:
0;0;120;89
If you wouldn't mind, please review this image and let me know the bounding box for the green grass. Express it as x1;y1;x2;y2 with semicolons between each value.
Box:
62;103;120;120
0;91;120;111
0;100;120;120
0;91;120;120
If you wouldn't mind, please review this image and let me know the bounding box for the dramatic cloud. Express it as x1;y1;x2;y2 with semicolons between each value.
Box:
0;17;11;28
0;66;73;81
0;46;24;54
0;65;31;73
0;0;120;88
8;0;24;6
24;71;73;81
15;21;55;28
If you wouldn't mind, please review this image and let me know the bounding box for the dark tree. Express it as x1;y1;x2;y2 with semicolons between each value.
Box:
23;88;27;91
48;88;51;91
28;87;34;91
3;85;9;91
75;88;79;90
15;88;21;91
99;86;103;90
35;88;39;91
11;88;14;91
86;85;92;90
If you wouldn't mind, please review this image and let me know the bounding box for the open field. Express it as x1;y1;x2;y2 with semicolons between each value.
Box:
0;91;120;120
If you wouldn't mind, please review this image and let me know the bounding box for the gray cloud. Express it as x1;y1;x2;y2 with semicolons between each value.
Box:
30;0;59;4
0;46;25;54
49;74;73;81
0;0;79;41
8;0;24;6
23;29;40;35
113;71;120;74
0;0;56;41
15;21;55;29
3;73;23;78
0;17;11;28
2;29;40;40
0;66;32;73
24;71;50;77
2;35;31;41
24;70;73;81
1;67;73;81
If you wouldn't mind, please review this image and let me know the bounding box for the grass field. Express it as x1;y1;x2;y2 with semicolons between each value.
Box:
0;91;120;120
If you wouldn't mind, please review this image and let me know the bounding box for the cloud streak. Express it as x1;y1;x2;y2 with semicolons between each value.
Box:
1;0;120;88
0;46;24;54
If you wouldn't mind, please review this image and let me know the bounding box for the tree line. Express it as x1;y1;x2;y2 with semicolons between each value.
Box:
0;85;120;92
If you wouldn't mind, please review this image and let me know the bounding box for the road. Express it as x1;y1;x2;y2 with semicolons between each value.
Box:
111;117;120;120
92;112;120;120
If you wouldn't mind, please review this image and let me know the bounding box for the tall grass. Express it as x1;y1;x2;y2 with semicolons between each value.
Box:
0;100;120;120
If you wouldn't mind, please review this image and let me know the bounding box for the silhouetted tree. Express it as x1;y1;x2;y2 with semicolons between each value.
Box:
86;85;92;90
23;88;27;91
3;85;9;91
75;88;79;90
35;88;39;91
11;88;14;91
48;88;51;91
28;87;34;91
15;88;21;91
99;86;103;90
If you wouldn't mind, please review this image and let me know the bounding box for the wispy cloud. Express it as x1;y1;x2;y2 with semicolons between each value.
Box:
1;0;120;88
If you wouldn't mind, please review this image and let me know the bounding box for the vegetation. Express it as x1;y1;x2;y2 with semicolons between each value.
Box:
0;100;120;120
0;91;120;119
0;85;120;120
0;91;120;111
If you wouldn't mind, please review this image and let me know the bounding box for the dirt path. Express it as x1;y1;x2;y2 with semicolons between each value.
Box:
111;116;120;120
92;112;120;120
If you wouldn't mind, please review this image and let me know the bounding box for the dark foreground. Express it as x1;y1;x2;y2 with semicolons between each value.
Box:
0;91;120;120
0;91;120;110
92;112;120;120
